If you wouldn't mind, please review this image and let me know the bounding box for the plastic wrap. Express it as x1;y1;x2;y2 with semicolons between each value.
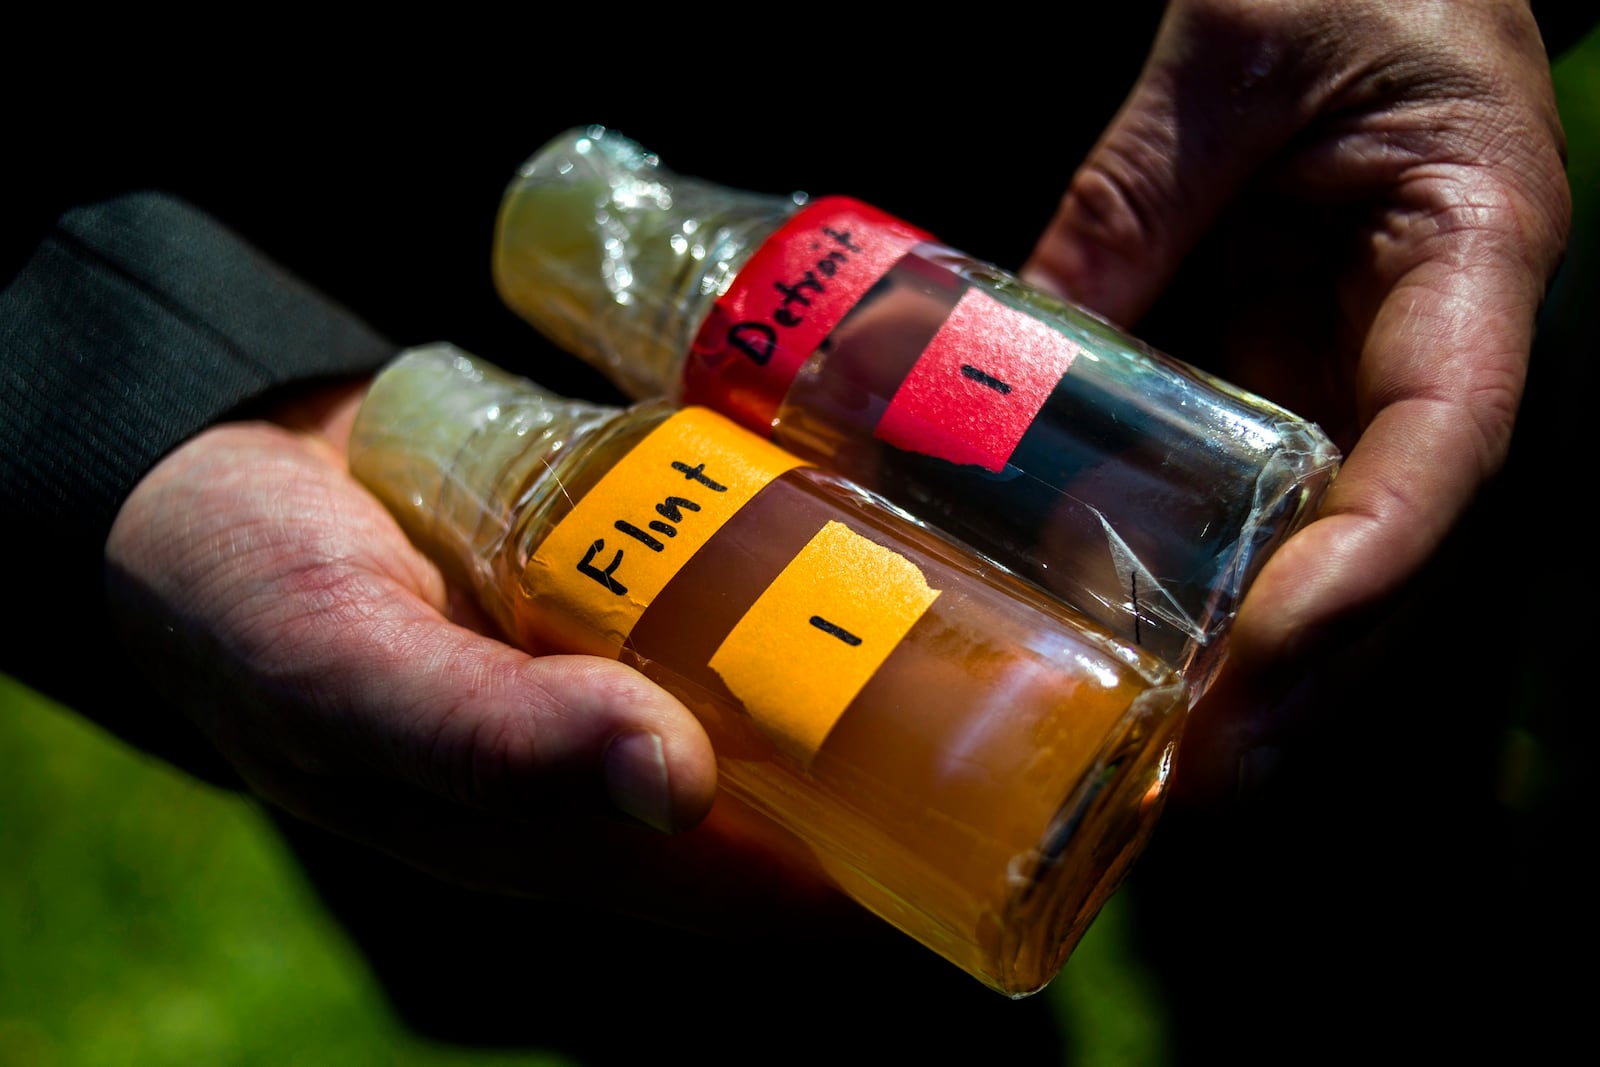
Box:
349;343;1188;997
493;126;1343;698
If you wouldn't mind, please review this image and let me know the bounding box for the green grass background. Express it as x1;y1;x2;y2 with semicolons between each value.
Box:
3;27;1595;1067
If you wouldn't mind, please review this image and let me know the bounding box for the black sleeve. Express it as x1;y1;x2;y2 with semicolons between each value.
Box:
0;190;397;780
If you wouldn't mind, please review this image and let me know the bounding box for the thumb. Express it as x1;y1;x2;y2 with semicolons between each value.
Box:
1019;0;1315;324
103;409;719;838
330;617;719;834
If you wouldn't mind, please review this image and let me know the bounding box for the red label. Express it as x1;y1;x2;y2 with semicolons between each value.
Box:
684;196;932;436
874;288;1079;472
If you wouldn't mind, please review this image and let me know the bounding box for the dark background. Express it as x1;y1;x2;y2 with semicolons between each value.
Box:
7;11;1595;1064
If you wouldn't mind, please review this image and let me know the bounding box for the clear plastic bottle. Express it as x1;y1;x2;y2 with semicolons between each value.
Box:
348;342;1187;998
491;125;1343;700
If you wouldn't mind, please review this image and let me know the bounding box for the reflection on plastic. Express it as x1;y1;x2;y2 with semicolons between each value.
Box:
348;344;1188;998
492;126;1344;700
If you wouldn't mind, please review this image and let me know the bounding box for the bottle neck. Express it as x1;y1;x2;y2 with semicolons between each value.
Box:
492;125;802;402
348;343;625;637
615;192;797;401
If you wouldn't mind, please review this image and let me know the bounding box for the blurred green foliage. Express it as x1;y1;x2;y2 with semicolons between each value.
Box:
0;674;580;1067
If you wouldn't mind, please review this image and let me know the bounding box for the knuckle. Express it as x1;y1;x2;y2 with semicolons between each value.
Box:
1060;133;1176;268
418;682;544;810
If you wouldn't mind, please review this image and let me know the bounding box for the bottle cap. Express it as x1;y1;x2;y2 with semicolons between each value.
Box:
492;125;801;403
348;342;617;629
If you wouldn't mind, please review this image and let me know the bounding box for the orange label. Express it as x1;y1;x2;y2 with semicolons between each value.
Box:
708;520;941;765
524;408;804;657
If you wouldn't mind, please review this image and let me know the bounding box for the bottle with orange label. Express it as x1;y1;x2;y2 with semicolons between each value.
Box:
491;125;1343;701
348;342;1187;998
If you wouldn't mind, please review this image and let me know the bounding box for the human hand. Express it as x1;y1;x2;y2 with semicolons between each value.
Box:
1020;0;1572;801
103;377;857;942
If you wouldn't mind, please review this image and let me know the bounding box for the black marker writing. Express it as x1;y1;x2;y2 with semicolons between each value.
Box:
672;462;727;491
577;539;628;594
961;364;1012;395
725;225;868;362
656;496;701;522
615;520;665;551
810;615;863;647
578;458;727;598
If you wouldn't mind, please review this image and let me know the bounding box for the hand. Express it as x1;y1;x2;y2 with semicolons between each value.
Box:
103;377;857;942
1020;0;1571;801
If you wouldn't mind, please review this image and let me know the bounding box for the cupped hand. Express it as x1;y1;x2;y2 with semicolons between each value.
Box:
104;377;855;941
1021;0;1572;801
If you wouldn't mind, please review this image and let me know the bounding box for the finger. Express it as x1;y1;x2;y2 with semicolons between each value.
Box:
109;421;719;835
1228;158;1566;671
284;579;721;836
1019;0;1319;324
322;479;720;834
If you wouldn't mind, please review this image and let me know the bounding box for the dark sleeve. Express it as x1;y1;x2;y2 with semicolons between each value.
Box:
0;190;398;780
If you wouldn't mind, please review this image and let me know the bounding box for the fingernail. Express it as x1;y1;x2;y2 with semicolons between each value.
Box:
604;732;673;833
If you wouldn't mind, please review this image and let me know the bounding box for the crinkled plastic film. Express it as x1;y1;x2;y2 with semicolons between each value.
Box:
347;343;1191;997
347;343;615;640
493;127;1343;699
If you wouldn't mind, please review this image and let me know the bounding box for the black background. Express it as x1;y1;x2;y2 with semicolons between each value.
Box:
11;13;1594;1063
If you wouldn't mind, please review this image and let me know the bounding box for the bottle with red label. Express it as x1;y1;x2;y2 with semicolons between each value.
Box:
348;342;1187;998
491;125;1343;701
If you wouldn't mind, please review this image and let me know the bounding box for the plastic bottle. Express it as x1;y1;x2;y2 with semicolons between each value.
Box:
491;125;1343;701
348;342;1187;998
